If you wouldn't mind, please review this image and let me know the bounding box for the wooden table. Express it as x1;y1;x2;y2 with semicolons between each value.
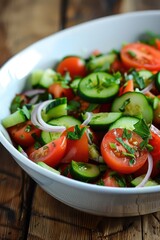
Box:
1;0;160;239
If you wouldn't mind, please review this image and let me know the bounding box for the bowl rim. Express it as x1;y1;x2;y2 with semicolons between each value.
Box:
1;9;160;195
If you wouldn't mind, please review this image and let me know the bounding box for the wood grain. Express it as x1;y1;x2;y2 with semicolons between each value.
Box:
1;0;160;239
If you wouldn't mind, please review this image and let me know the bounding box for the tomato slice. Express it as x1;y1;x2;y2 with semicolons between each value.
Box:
101;128;148;174
102;171;120;187
8;121;41;147
121;43;160;71
56;56;87;79
48;82;75;101
29;135;67;167
61;126;89;163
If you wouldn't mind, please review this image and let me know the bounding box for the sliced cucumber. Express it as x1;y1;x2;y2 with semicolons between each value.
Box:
78;72;119;103
39;69;58;88
41;131;61;144
70;78;81;94
87;53;116;72
37;162;60;174
155;72;160;92
131;175;159;187
111;92;153;124
29;70;44;87
138;70;153;81
41;98;67;122
70;160;100;182
109;116;139;131
48;115;81;128
2;109;26;128
83;112;122;130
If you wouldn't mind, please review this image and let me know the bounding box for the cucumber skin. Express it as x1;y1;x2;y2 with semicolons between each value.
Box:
111;92;153;124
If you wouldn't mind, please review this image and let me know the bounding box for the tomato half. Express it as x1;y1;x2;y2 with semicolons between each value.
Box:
121;43;160;71
56;56;87;79
29;135;67;167
48;82;75;101
102;171;120;187
61;126;89;163
8;121;41;147
101;128;148;174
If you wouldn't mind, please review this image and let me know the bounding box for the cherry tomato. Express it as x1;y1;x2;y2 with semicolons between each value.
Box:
110;59;127;73
56;56;87;79
121;43;160;71
101;128;148;174
48;82;75;101
29;135;67;167
134;131;160;178
61;125;89;163
8;121;41;147
102;171;120;187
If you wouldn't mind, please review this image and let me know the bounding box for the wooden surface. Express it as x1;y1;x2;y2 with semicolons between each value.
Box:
1;0;160;239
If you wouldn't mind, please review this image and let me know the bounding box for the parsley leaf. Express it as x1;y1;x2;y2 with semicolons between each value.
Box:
116;137;135;154
119;98;130;112
21;105;30;119
67;125;86;140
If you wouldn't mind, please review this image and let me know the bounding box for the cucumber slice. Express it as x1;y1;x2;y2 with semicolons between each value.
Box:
29;70;44;87
70;78;81;94
41;98;67;122
78;72;119;103
41;131;61;144
155;72;160;92
39;69;58;88
111;92;153;124
109;116;139;131
70;160;100;182
37;162;60;174
83;112;122;130
2;110;26;128
48;115;81;128
87;53;116;71
131;175;159;187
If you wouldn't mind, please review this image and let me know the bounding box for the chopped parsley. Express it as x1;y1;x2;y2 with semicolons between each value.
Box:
67;125;86;140
119;98;130;112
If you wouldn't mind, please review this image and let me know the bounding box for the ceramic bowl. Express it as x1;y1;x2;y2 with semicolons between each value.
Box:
1;10;160;217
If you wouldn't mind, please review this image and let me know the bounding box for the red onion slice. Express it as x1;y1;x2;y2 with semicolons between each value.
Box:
136;153;153;188
141;81;154;94
23;89;46;97
150;124;160;136
82;112;92;126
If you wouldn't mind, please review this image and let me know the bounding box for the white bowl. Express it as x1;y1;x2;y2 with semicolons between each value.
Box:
1;10;160;217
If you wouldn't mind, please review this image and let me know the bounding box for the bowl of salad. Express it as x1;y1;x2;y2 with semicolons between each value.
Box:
1;10;160;217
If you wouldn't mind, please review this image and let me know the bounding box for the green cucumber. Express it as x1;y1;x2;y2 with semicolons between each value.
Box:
111;92;153;124
37;162;60;174
70;160;100;182
41;98;67;122
29;70;44;87
78;72;119;103
70;78;81;94
39;69;58;88
109;116;139;131
155;72;160;92
41;131;62;144
87;53;116;72
82;112;122;130
2;109;26;128
48;115;81;128
131;175;159;187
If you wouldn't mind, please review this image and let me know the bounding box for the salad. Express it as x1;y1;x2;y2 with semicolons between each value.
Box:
2;31;160;188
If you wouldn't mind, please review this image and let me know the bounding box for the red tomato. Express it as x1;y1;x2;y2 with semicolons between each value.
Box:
121;43;160;71
110;59;127;73
101;128;148;174
102;171;120;187
48;82;75;101
155;39;160;50
56;56;87;79
61;126;89;163
134;131;160;178
8;121;41;147
29;135;67;167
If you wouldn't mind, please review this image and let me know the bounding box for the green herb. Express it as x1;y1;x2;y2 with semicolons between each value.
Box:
96;179;105;186
67;100;80;111
109;142;117;149
119;98;130;112
67;125;86;140
122;151;135;159
140;31;160;46
21;105;30;119
25;125;31;132
109;171;126;187
127;50;136;58
129;158;136;166
127;70;145;90
122;128;132;140
116;137;135;154
86;103;99;112
133;119;151;140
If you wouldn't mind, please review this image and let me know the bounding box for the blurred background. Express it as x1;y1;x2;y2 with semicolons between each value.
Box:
1;0;160;65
